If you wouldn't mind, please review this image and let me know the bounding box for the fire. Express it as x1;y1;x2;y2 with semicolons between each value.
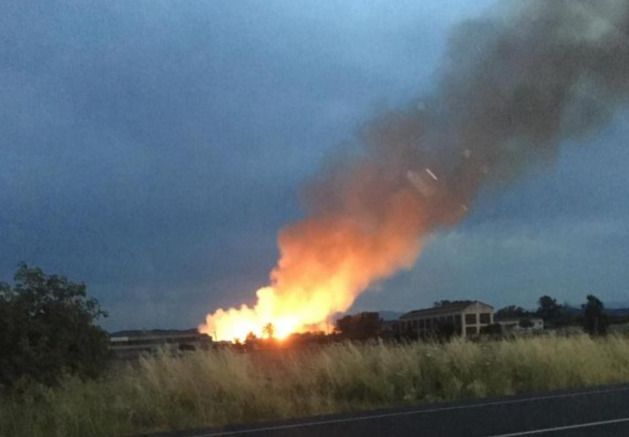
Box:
201;288;325;342
199;189;427;342
198;0;629;343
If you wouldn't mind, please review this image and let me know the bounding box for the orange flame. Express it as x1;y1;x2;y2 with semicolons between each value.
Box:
200;0;629;342
199;188;426;342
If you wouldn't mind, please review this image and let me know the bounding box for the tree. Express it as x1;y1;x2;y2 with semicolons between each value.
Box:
335;312;382;340
245;331;258;347
495;305;529;320
0;264;109;389
433;300;472;308
536;295;562;323
519;318;534;328
583;294;608;336
262;323;275;339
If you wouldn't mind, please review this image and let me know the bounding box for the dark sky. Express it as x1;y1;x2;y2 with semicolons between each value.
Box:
2;1;628;331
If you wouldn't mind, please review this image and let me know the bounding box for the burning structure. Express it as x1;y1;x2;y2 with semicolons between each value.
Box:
200;1;629;342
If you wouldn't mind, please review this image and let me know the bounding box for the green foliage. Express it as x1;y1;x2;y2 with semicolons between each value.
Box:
335;312;382;340
433;300;473;308
583;294;609;336
0;264;109;389
495;305;530;320
536;295;562;324
519;318;534;328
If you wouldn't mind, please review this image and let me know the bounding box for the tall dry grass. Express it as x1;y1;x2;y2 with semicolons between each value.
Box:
2;335;629;437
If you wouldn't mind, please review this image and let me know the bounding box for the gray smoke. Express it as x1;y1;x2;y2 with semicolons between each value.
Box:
307;0;629;235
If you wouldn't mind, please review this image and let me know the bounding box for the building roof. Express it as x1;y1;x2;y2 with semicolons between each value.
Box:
400;300;493;320
109;328;199;338
496;317;543;323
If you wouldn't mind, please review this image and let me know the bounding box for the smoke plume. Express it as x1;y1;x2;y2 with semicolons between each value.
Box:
200;0;629;341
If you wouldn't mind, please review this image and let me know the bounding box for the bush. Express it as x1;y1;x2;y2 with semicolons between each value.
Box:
583;294;609;336
0;264;109;389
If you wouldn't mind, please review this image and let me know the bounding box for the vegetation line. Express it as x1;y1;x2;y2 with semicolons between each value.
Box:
3;335;629;437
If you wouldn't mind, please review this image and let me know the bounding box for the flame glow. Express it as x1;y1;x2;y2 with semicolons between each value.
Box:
200;189;427;342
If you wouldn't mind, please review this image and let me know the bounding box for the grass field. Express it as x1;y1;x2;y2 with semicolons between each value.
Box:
3;334;629;437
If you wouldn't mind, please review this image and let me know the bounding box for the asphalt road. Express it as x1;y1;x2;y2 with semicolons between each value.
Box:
147;384;629;437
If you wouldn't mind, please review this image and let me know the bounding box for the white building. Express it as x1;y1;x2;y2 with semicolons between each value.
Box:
109;330;212;359
496;318;544;334
398;301;494;338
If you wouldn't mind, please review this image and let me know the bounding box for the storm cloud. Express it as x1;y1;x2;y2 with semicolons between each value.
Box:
1;1;628;330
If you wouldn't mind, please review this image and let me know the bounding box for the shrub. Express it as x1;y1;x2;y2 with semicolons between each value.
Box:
0;264;109;389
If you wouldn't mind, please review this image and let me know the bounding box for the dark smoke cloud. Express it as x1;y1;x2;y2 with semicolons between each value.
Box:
309;0;629;236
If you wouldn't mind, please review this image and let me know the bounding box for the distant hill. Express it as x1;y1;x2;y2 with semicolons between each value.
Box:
606;308;629;317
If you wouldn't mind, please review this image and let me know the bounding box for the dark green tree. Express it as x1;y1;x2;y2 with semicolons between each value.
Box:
519;318;534;328
583;294;608;336
495;305;529;320
335;312;382;340
0;264;109;389
536;295;562;323
433;300;473;308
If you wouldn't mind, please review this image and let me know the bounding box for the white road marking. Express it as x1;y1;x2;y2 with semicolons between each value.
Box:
189;385;629;436
485;416;629;436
